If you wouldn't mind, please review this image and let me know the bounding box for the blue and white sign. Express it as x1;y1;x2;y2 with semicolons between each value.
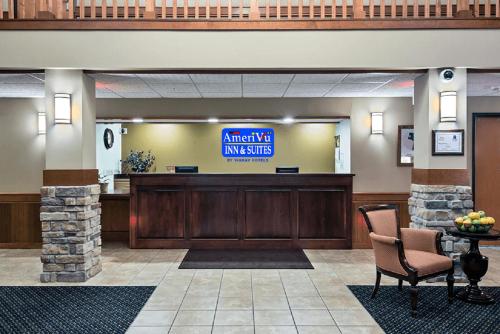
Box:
222;128;274;158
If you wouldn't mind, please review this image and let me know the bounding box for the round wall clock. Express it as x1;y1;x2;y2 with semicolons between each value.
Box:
103;128;114;150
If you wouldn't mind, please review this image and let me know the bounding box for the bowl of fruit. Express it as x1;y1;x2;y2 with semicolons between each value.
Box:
455;211;496;233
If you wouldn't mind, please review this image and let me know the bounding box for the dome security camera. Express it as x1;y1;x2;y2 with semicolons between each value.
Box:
439;68;455;82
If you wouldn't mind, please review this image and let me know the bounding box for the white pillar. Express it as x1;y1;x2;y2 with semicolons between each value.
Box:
413;68;468;170
45;69;96;170
410;68;470;280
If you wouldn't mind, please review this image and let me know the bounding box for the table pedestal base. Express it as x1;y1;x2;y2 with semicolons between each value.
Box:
456;283;495;304
456;238;494;304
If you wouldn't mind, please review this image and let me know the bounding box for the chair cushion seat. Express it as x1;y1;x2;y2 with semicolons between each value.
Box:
405;250;453;277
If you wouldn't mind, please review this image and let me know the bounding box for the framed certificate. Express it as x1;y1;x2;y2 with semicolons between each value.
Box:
432;129;464;156
397;125;414;167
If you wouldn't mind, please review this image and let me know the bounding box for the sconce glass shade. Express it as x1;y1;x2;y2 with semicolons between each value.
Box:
38;112;46;135
440;91;457;122
54;93;71;124
371;112;384;134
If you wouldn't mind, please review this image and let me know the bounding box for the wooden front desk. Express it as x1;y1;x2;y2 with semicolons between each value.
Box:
130;174;353;249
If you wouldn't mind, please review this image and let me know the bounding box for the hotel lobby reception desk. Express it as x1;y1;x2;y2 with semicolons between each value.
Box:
130;174;353;249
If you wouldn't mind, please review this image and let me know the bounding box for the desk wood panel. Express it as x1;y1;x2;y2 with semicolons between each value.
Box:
137;189;185;239
245;189;292;239
190;189;239;239
298;189;346;239
130;174;353;249
100;194;130;242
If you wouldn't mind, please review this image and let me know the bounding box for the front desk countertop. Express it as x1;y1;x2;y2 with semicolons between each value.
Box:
100;190;130;199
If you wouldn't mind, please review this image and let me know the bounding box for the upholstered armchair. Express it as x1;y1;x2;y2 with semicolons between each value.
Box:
359;204;454;317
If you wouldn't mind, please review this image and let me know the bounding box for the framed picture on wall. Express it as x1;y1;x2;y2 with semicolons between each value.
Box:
397;125;414;167
432;129;465;156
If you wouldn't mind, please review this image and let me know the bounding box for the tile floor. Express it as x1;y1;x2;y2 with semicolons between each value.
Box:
1;244;499;334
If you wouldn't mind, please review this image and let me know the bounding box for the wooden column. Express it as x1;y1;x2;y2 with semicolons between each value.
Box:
353;0;365;18
455;0;473;17
18;0;37;18
144;0;156;19
249;0;260;19
37;0;56;18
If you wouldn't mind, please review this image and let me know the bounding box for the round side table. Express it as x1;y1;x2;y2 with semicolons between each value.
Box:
449;229;500;304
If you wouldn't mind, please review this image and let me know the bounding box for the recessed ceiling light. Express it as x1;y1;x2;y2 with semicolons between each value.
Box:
208;117;219;123
282;117;295;124
132;118;144;123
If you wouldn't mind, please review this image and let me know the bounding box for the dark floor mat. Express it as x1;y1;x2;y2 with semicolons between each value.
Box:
179;249;314;269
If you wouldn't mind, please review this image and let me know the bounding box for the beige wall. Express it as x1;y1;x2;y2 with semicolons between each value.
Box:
122;123;336;173
1;95;498;194
0;98;45;192
350;98;414;193
1;31;500;70
105;97;414;192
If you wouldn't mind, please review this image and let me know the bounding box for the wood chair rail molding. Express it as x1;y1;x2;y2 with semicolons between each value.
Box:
411;168;470;186
2;0;500;30
1;18;500;30
43;169;99;186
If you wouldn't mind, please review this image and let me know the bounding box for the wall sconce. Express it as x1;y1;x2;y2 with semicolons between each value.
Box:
371;112;384;134
54;93;72;124
38;112;46;135
440;91;457;122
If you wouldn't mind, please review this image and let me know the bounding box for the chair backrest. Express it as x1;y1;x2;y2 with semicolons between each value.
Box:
359;204;400;238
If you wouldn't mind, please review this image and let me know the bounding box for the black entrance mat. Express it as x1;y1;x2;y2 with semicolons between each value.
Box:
348;285;500;334
179;249;314;269
0;286;155;334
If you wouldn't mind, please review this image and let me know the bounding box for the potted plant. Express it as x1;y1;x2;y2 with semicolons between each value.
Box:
98;173;109;194
122;150;156;173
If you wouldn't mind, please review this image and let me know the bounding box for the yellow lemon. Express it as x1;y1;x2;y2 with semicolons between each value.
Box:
468;212;481;220
455;217;464;224
480;218;489;225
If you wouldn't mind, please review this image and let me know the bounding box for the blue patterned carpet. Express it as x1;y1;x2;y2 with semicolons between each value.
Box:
348;285;500;334
0;286;155;334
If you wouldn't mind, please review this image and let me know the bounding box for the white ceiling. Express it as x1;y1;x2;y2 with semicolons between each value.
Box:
0;72;500;98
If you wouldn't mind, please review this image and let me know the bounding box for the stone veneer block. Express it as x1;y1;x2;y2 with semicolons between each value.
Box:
40;185;102;283
408;184;473;281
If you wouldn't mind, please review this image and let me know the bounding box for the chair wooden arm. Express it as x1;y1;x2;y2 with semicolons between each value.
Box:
401;228;444;255
369;232;416;277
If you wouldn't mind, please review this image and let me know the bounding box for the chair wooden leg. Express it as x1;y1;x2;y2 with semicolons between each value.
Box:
410;284;418;317
446;269;455;303
371;271;381;298
398;279;403;291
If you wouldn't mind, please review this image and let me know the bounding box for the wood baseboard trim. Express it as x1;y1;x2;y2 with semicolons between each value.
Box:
43;169;98;186
411;168;470;186
353;192;410;202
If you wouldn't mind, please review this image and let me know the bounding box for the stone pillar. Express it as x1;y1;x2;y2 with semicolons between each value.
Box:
41;69;101;282
40;185;102;283
410;69;470;280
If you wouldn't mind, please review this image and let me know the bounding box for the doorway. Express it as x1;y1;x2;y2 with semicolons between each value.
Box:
473;113;500;241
